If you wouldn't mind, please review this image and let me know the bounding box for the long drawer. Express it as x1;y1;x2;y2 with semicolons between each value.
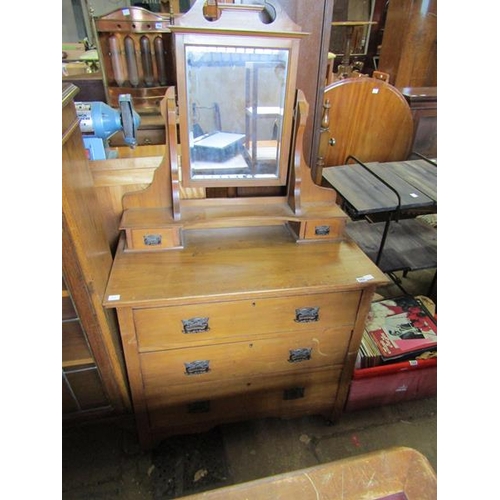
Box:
134;291;360;352
147;366;342;435
140;325;351;403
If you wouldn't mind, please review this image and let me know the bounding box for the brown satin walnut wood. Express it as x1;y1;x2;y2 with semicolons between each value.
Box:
101;2;390;449
104;227;388;448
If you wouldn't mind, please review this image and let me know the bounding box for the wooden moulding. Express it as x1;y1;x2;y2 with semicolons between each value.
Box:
170;0;307;38
94;6;173;31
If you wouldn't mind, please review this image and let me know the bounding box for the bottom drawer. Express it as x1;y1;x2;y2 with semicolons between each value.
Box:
147;367;342;437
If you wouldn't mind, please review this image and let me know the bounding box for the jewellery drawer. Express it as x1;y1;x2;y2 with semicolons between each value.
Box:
302;219;346;240
134;291;360;352
126;227;182;251
147;366;342;435
140;325;351;400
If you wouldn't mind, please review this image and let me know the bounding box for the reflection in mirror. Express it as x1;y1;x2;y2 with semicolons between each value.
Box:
185;45;289;182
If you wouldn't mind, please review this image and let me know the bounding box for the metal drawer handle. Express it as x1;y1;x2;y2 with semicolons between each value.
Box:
315;225;330;236
295;307;319;323
283;387;305;400
288;347;312;363
143;234;162;246
184;360;210;376
182;317;210;334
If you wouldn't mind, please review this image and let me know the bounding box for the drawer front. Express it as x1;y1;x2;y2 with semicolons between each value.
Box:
303;219;345;240
140;326;351;401
147;367;342;434
128;227;182;251
134;291;360;351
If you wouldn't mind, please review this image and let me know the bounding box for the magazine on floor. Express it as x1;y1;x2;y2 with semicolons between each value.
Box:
364;295;437;362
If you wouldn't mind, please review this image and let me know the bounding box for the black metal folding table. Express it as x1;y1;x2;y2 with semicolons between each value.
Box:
322;157;437;287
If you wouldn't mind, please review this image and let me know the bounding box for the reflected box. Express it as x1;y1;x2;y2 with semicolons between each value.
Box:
192;132;246;162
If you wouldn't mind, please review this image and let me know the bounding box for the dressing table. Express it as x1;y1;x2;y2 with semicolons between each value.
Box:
102;0;388;449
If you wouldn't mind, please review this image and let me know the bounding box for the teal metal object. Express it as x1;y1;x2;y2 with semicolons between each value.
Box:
75;94;141;160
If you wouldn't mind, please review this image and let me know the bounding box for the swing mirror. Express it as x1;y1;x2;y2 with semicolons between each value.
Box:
171;0;304;188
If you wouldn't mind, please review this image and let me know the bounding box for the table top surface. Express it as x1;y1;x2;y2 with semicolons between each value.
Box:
322;159;436;215
370;159;437;203
104;226;389;308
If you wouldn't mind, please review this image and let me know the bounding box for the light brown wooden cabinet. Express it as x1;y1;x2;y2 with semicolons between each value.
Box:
62;83;131;421
104;227;387;449
99;2;389;449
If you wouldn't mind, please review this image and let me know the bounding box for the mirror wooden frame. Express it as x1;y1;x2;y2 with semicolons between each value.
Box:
170;0;306;188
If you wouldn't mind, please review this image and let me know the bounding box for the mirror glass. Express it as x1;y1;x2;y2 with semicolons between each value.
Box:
185;44;289;182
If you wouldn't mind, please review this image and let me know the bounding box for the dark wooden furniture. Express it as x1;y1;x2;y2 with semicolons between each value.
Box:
93;6;176;112
377;0;437;87
400;87;437;159
62;83;131;421
93;7;176;146
101;1;389;449
62;71;106;102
